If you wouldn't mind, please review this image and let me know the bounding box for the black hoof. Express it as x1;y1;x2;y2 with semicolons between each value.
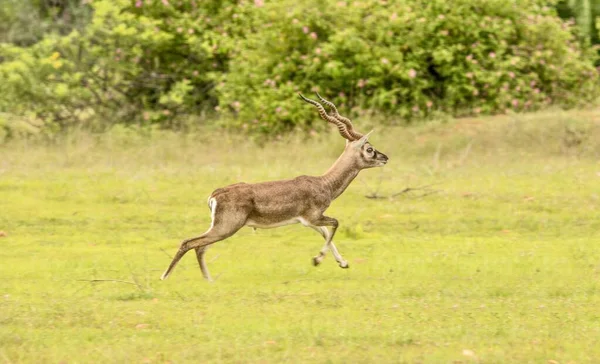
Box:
312;257;321;266
339;262;349;269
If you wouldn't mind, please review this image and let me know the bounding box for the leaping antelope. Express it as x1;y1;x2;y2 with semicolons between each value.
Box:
161;93;389;281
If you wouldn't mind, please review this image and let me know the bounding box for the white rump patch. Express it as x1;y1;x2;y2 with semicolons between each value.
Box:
208;197;217;229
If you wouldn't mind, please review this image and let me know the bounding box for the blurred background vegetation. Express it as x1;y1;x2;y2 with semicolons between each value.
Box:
1;0;600;140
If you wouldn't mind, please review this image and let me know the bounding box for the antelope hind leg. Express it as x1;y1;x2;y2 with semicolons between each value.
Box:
160;233;212;280
160;199;247;281
195;246;213;282
161;228;236;281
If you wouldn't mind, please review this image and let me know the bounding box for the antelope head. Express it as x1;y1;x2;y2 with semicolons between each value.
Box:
299;93;389;170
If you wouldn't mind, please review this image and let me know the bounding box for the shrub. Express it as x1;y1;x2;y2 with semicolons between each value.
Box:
0;0;92;46
0;0;253;135
219;0;599;136
0;0;598;138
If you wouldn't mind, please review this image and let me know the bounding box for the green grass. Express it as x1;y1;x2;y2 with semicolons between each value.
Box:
1;109;600;363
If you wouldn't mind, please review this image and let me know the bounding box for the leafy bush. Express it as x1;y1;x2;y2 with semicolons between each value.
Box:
556;0;600;45
0;0;92;46
0;0;598;139
219;0;599;135
0;0;253;135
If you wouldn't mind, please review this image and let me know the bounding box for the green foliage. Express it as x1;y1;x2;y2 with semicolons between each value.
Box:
220;0;600;135
0;0;254;135
556;0;600;44
0;0;92;46
0;0;599;138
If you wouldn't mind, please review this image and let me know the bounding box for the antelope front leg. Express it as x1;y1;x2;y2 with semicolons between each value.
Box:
308;226;329;266
310;216;348;269
327;240;348;268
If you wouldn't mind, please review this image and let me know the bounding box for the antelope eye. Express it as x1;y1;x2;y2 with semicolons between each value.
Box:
366;147;373;153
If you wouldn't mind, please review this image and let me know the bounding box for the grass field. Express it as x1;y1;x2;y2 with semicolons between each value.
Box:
1;109;600;363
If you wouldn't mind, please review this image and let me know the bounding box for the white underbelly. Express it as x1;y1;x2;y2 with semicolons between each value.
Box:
245;217;307;229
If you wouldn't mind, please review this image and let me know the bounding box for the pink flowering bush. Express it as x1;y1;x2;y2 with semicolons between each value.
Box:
0;0;598;137
219;0;599;135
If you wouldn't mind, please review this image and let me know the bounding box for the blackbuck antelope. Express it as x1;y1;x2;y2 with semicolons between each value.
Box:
161;93;388;281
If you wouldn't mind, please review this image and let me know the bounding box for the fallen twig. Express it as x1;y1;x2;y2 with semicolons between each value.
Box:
159;247;173;258
76;279;140;286
365;183;442;200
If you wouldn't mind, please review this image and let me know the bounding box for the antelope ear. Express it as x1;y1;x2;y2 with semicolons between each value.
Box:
354;130;374;149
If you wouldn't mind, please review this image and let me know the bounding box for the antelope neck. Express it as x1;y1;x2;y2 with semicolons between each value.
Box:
320;151;361;200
